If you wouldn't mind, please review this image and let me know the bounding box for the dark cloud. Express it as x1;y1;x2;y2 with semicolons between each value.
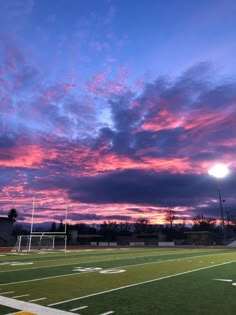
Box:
68;169;236;209
90;63;236;164
66;213;131;222
126;207;145;213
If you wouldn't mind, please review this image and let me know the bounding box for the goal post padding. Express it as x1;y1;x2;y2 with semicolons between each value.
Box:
13;234;67;252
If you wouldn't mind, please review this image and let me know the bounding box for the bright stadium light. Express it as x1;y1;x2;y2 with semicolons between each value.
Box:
208;164;229;178
208;164;229;242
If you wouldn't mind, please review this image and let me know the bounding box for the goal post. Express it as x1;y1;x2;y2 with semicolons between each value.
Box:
13;234;67;252
10;196;69;252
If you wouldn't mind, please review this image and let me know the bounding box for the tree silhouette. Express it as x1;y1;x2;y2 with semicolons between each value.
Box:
192;214;216;231
135;218;149;233
58;219;64;232
8;208;18;221
165;210;176;229
50;222;57;232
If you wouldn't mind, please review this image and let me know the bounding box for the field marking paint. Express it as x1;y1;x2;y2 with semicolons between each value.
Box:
98;311;114;315
0;249;224;273
1;252;235;287
0;262;33;267
29;297;47;302
213;279;236;286
0;272;82;286
11;262;34;266
73;267;126;274
12;294;30;298
0;296;76;315
48;260;236;306
0;291;15;295
70;305;88;311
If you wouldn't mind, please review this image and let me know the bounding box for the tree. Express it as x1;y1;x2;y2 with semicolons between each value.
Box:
135;218;149;233
8;208;18;221
165;210;176;229
192;214;216;231
58;219;64;232
50;222;57;232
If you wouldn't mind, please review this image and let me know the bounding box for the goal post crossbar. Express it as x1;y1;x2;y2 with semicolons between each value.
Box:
30;232;67;234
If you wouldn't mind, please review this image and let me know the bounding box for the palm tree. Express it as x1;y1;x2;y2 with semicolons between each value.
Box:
8;208;18;221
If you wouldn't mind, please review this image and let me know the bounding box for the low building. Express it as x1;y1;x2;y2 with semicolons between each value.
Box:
0;217;14;246
185;231;216;245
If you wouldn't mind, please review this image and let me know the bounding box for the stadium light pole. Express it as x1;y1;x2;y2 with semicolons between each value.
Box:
208;164;229;242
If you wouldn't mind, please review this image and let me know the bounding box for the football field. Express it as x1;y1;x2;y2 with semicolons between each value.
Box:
1;247;236;315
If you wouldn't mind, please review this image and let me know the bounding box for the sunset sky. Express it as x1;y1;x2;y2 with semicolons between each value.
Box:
0;0;236;227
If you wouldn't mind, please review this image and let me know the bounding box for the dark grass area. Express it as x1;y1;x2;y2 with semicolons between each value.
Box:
55;261;236;315
0;306;19;315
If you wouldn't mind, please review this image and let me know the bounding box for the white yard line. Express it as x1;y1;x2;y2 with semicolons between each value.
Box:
70;305;88;311
213;279;233;282
29;297;47;302
49;260;236;306
0;291;14;295
0;252;231;287
0;296;76;315
99;312;114;315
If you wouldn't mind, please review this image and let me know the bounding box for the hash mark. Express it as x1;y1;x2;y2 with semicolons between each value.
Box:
0;291;14;295
70;305;88;311
12;294;30;298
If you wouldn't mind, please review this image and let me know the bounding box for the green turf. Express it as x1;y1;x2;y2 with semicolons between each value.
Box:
0;305;19;315
0;248;236;314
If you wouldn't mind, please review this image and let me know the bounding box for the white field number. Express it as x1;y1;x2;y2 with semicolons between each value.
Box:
73;267;126;274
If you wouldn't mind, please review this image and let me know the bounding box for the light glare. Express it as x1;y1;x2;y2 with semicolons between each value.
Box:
208;164;229;178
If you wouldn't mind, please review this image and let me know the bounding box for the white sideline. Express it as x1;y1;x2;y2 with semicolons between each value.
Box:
0;296;76;315
49;260;236;306
0;251;232;287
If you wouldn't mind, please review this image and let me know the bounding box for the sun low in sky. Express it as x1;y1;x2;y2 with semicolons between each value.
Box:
0;0;235;225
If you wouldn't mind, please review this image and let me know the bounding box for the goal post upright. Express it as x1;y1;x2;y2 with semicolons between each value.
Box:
30;195;36;235
28;234;32;252
18;235;22;252
65;202;68;234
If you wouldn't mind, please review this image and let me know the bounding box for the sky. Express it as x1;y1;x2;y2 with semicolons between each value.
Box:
0;0;236;227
